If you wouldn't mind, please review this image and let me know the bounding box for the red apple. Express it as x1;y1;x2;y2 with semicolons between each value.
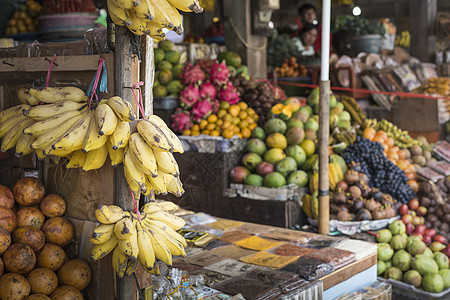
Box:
412;232;423;240
425;229;436;238
405;223;415;235
412;216;422;226
416;206;427;217
434;235;447;244
399;204;409;216
415;225;427;236
423;235;432;246
408;198;419;210
402;214;413;224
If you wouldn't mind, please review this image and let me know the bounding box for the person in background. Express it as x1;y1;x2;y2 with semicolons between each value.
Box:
294;3;317;32
293;23;318;56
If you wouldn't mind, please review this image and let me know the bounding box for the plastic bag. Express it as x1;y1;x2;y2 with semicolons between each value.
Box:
212;276;281;300
243;269;308;294
271;244;317;257
282;257;334;281
304;247;356;269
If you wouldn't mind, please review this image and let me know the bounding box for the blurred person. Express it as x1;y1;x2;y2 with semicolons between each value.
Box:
293;23;318;56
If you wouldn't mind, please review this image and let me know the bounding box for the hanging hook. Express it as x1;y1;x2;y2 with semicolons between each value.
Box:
45;57;58;66
3;61;14;67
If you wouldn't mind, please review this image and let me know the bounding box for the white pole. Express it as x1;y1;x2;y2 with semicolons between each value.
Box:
321;0;331;81
318;0;331;235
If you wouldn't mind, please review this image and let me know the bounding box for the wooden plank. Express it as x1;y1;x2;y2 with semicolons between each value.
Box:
140;35;154;117
321;253;377;290
0;55;104;72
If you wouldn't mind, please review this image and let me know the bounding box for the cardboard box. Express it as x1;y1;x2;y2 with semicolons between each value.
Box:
45;163;115;222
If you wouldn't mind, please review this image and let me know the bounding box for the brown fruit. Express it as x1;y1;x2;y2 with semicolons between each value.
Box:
57;259;91;291
36;243;66;271
0;207;17;232
0;226;11;255
26;295;51;300
13;177;45;206
0;256;3;276
40;194;66;218
42;217;74;247
17;207;46;229
0;185;14;208
2;243;36;274
0;273;31;300
27;268;58;295
50;286;83;300
12;226;45;252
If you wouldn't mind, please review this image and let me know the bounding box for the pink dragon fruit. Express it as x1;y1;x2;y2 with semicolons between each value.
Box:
199;81;217;100
180;63;205;85
210;62;229;85
219;83;239;105
192;100;213;122
179;85;200;108
171;109;193;133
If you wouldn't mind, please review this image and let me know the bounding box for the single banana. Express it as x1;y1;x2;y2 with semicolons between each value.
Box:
107;0;132;26
125;258;139;275
24;101;87;121
44;147;73;158
148;0;174;29
117;234;139;260
17;88;40;105
114;217;136;240
145;222;186;257
124;165;142;196
123;147;147;193
147;115;184;153
127;10;151;35
144;21;166;40
132;0;155;21
129;133;158;176
112;247;128;278
146;172;167;195
110;119;131;150
107;139;125;166
83;113;109;152
29;87;88;103
95;205;126;224
66;149;88;168
142;201;179;214
1;119;35;152
106;96;136;122
89;224;115;244
144;218;187;247
166;0;203;13
24;108;85;138
137;119;183;153
95;103;118;136
51;111;92;152
0;103;30;123
30;111;87;150
160;0;183;34
0;114;29;138
136;221;156;271
153;150;179;176
142;178;154;197
147;210;185;230
163;172;184;197
15;134;35;157
147;227;172;265
82;143;109;171
90;234;118;261
109;0;139;10
149;0;180;29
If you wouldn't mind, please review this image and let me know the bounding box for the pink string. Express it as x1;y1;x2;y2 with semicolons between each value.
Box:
45;56;56;87
131;81;145;118
89;58;105;109
128;186;141;223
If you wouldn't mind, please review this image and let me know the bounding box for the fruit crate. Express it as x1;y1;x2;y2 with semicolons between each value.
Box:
178;135;247;154
378;277;450;300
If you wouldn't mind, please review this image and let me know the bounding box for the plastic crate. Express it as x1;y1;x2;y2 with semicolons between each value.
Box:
378;277;450;300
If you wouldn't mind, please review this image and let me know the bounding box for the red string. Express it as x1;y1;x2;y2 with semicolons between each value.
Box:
128;186;141;223
45;56;56;88
276;80;450;101
132;81;145;118
89;58;105;109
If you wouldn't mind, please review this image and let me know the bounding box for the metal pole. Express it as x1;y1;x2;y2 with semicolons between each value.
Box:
318;0;331;235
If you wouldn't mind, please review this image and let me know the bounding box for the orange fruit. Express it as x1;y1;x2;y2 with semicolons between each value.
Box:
397;159;408;171
391;146;399;152
216;119;223;127
363;127;376;141
375;130;387;141
252;114;259;122
221;121;231;130
249;123;257;130
247;108;256;116
372;136;384;145
406;171;417;180
223;114;233;123
237;133;243;138
206;123;216;131
238;120;248;129
182;129;191;136
217;109;227;119
387;149;399;162
234;126;240;133
201;130;210;135
408;180;419;192
207;114;218;123
210;130;220;137
199;120;208;130
238;111;248;120
238;102;248;110
382;143;389;151
241;128;251;138
191;130;200;136
406;164;416;173
246;116;255;124
191;124;200;132
229;105;240;117
386;137;394;148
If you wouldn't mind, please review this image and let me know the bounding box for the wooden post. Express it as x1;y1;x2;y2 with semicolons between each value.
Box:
318;81;330;235
114;24;134;300
140;35;154;117
410;0;437;62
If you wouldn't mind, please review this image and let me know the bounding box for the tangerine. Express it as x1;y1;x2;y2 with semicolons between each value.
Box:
182;129;191;136
206;123;216;131
199;120;208;130
217;109;227;118
363;127;376;140
238;111;248;120
249;123;257;130
386;137;395;148
247;108;256;116
191;130;200;136
216;119;224;127
398;149;406;160
220;101;230;110
229;105;240;117
408;180;419;192
207;114;218;123
375;130;387;141
241;128;251;138
210;130;220;137
201;130;210;135
238;102;248;110
191;124;200;131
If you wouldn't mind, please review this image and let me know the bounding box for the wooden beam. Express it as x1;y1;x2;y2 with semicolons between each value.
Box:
0;55;106;72
114;24;134;300
140;35;154;117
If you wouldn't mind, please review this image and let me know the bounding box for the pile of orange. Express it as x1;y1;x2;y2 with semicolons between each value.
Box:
182;101;259;139
363;127;417;187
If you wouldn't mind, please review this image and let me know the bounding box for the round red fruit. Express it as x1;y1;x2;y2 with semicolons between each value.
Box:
425;229;436;238
402;214;413;224
412;216;422;226
399;204;409;216
416;206;427;217
434;235;447;244
408;198;419;210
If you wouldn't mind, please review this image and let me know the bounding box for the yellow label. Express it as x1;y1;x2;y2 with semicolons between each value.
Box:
234;236;282;251
240;251;299;269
